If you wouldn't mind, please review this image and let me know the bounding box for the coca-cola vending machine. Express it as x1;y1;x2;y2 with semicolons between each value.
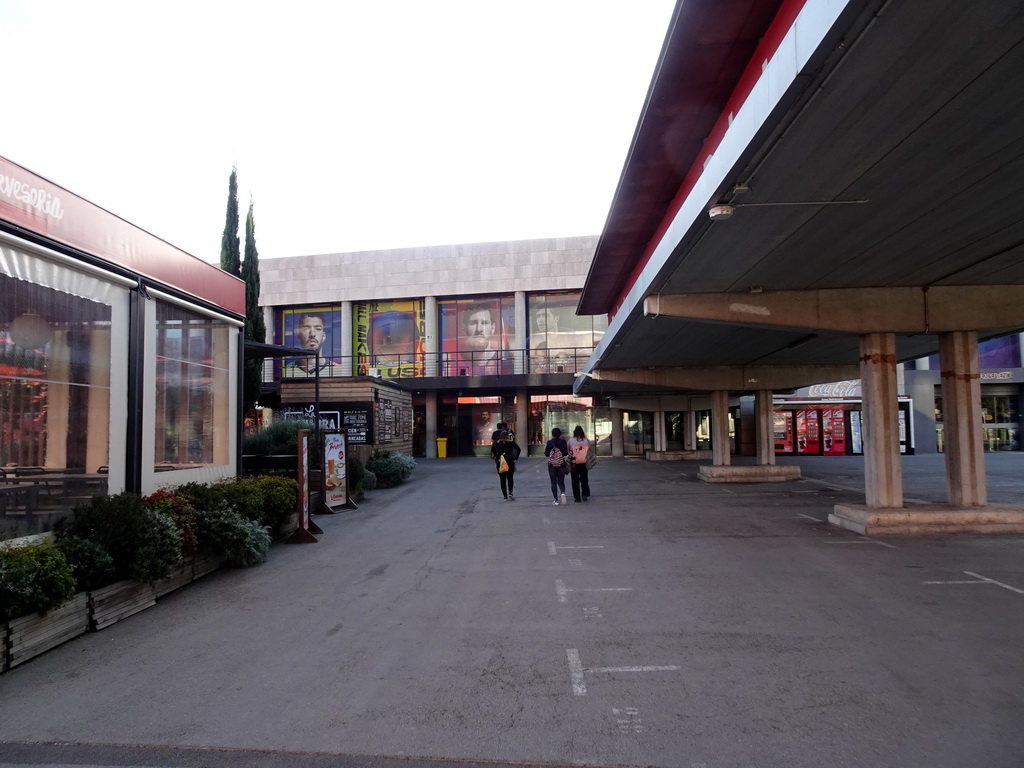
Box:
796;409;821;454
822;407;847;455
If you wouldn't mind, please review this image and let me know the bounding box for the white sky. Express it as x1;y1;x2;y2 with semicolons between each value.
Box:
1;1;675;262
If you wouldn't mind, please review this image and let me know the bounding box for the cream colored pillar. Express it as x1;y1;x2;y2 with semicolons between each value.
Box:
654;410;666;452
939;331;986;506
514;291;527;374
683;410;697;451
425;391;438;458
611;408;624;457
755;390;776;466
860;333;903;508
425;297;438;376
711;390;731;466
340;300;353;376
516;388;528;448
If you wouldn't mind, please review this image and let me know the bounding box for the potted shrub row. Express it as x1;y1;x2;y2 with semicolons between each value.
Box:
0;474;297;672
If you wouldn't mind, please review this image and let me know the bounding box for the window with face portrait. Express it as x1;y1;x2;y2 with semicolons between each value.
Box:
353;300;425;378
438;296;515;376
277;306;343;378
529;292;608;373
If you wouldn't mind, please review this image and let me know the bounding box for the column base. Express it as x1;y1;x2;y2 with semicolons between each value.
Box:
830;503;1024;536
697;465;801;483
647;450;712;461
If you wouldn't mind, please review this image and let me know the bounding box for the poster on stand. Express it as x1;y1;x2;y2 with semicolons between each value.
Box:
323;431;349;510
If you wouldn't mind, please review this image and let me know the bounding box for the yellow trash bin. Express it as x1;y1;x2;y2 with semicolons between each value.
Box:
436;437;448;458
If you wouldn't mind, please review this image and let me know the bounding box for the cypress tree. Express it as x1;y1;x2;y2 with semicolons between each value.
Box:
219;167;241;276
241;199;266;415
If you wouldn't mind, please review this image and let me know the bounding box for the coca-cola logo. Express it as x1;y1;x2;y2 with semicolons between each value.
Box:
0;172;65;219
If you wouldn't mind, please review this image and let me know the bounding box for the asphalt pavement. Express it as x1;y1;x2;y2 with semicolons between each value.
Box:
1;453;1023;768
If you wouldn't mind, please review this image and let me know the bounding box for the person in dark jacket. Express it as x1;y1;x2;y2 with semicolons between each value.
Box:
543;427;570;505
490;430;522;501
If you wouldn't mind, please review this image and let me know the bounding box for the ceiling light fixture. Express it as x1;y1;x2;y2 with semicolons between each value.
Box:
8;313;53;350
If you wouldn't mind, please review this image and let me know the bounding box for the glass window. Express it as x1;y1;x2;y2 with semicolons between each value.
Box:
1;245;127;540
439;296;515;375
529;292;607;374
979;335;1020;369
154;302;231;467
353;300;425;379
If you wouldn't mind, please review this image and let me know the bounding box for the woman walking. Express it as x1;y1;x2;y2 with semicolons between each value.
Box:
490;430;521;501
567;425;592;503
544;427;570;505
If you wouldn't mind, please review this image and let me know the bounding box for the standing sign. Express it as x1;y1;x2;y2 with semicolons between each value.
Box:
288;429;320;543
323;431;351;510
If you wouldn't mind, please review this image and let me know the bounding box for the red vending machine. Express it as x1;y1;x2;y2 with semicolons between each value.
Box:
822;407;847;455
796;409;821;454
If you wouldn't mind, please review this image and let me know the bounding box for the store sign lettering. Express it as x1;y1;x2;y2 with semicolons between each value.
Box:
0;172;65;219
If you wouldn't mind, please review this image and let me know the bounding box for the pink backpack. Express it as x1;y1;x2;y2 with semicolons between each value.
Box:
571;439;589;465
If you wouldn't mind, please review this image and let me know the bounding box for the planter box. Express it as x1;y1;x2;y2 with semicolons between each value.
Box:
1;621;8;672
89;580;156;631
6;593;89;669
274;512;300;541
191;551;227;580
153;558;194;598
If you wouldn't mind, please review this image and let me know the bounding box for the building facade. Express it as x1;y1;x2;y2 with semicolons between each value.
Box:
1;157;245;542
259;236;619;457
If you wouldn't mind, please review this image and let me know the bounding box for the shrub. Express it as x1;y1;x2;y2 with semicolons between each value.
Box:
56;534;116;592
242;419;315;457
0;542;77;620
362;467;377;491
251;475;298;528
366;450;416;489
144;489;199;555
62;492;182;583
195;501;271;567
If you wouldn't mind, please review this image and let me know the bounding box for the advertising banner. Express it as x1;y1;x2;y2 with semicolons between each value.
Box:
279;306;344;378
353;300;425;379
323;431;349;510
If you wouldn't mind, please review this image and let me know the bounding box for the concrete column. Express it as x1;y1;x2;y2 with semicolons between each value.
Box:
939;331;986;506
683;410;697;451
425;391;438;458
514;291;527;374
516;387;529;449
611;408;624;457
711;390;731;466
755;390;776;466
653;410;666;452
860;332;903;508
425;297;438;376
340;301;353;376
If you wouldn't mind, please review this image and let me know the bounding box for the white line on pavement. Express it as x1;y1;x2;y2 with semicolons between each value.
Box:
567;648;586;696
964;570;1024;594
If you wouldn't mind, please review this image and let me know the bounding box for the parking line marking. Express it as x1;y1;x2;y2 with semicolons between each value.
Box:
556;579;632;603
549;542;605;555
796;514;819;521
824;539;896;548
925;570;1024;594
567;648;586;695
567;649;680;696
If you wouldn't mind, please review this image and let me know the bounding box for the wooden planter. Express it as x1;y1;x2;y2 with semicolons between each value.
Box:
1;620;8;672
153;558;194;598
6;593;90;670
191;550;228;580
89;580;156;631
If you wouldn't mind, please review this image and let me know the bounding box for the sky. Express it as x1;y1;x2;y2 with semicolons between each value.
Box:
0;1;676;263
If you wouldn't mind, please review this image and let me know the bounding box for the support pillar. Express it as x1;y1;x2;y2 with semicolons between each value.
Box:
860;332;903;509
653;410;666;453
425;296;438;376
710;390;731;467
425;391;438;458
611;408;624;457
515;388;528;450
939;331;986;506
754;390;776;466
683;410;697;451
340;300;353;376
514;291;527;374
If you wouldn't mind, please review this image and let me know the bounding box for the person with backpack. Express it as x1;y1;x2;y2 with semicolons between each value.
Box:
567;425;592;503
544;427;570;505
490;430;521;501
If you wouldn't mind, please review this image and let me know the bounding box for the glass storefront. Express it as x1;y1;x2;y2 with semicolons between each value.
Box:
154;302;233;468
936;390;1020;452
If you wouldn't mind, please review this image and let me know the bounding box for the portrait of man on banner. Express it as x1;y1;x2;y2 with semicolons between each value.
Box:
440;298;514;376
280;306;344;378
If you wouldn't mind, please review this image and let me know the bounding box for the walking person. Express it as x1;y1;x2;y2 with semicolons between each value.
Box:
490;430;521;501
544;427;570;505
567;425;592;503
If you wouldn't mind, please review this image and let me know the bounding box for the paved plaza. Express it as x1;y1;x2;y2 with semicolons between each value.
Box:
1;454;1023;768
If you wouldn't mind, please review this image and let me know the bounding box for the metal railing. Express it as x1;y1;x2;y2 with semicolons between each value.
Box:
262;347;593;383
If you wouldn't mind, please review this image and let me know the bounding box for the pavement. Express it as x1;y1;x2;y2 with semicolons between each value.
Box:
1;453;1023;768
